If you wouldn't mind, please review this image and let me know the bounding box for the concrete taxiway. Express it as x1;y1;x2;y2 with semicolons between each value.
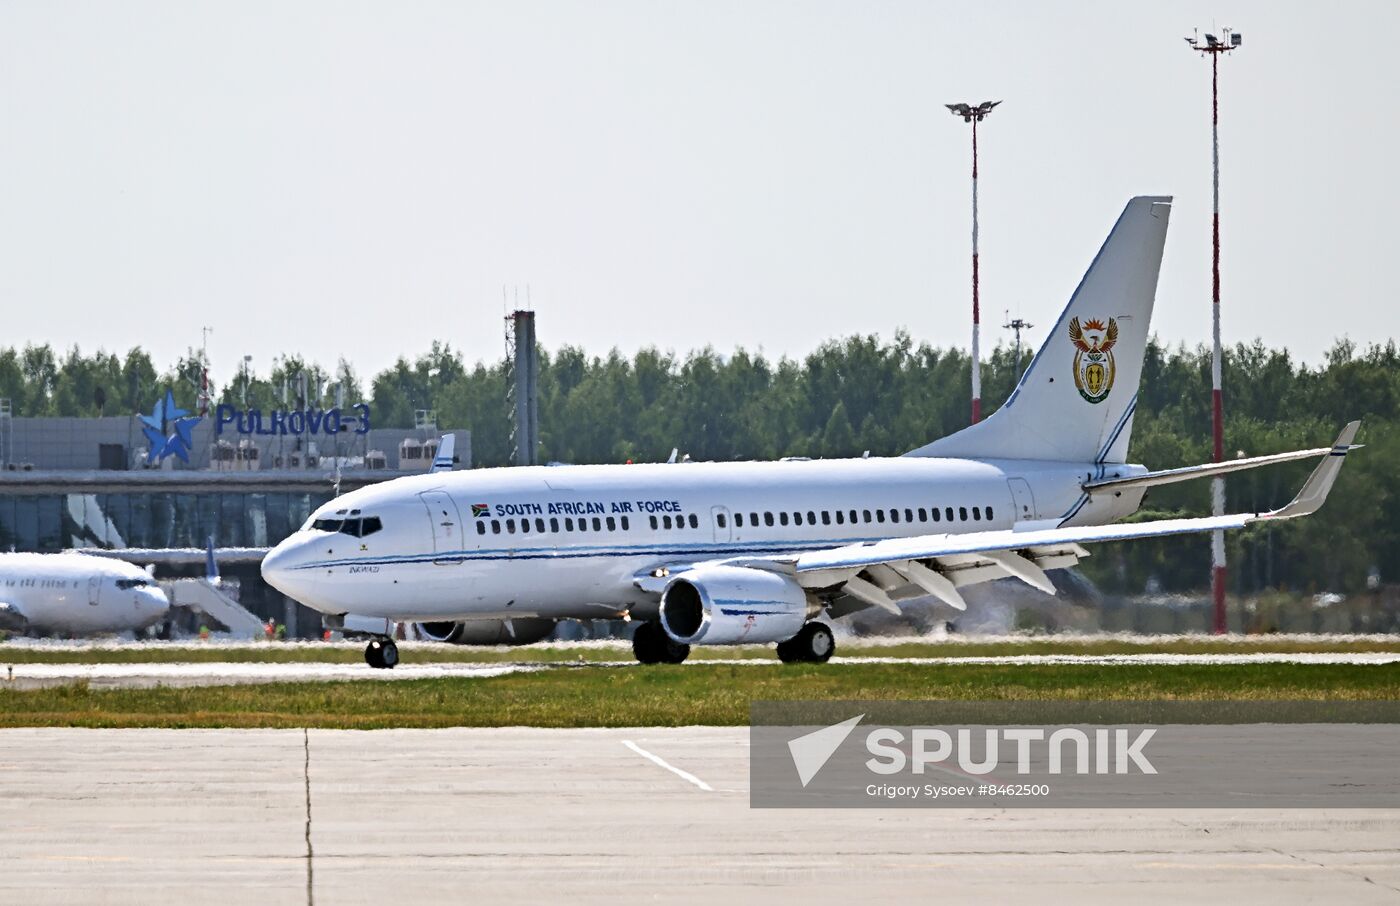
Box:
3;649;1400;689
1;727;1398;905
0;660;547;689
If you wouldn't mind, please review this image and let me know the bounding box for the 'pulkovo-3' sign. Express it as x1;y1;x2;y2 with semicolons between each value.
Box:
214;403;372;437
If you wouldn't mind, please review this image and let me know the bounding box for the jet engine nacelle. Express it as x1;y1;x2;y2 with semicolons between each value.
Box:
414;618;556;646
659;565;810;645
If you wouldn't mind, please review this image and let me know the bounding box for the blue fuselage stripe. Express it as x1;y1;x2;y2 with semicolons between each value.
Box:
295;535;920;571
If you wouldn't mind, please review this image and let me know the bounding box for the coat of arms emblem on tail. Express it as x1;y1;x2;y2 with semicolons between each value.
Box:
1068;316;1118;404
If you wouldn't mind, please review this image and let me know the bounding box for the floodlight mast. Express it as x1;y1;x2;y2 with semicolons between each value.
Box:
1004;312;1034;383
1185;25;1242;634
946;100;1001;424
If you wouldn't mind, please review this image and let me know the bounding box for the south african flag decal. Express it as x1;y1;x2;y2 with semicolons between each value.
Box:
471;503;490;518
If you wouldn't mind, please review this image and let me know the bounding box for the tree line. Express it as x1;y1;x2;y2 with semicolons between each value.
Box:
0;335;1394;596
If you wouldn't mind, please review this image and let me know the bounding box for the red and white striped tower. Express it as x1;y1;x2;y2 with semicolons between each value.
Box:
1185;27;1242;634
946;101;1001;424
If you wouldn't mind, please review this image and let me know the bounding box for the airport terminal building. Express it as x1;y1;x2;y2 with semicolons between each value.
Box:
0;401;471;635
0;411;469;551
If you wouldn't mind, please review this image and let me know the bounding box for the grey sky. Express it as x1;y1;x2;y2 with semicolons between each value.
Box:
1;1;1395;387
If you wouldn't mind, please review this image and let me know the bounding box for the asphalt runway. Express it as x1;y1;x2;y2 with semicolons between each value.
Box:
0;727;1397;905
3;650;1400;689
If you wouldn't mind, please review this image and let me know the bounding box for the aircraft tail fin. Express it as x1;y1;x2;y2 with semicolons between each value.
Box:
205;535;220;586
431;435;456;473
907;195;1172;464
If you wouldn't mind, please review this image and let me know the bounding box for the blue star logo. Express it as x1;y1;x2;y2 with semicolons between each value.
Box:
140;390;202;464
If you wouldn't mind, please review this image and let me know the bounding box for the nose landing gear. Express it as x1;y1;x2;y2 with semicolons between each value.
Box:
365;637;399;669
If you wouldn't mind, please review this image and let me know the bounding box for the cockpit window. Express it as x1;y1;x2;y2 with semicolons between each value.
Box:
116;578;151;589
310;514;383;536
324;516;384;538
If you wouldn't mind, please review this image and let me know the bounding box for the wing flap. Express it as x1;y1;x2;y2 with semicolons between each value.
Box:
843;576;902;614
982;550;1056;594
897;560;968;611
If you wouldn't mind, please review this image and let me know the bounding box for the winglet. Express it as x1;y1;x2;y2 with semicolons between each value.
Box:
1261;421;1360;520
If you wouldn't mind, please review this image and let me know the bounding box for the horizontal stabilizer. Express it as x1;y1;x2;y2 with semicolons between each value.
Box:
1084;422;1362;495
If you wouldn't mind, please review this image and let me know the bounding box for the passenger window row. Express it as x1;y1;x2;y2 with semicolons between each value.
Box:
649;514;700;531
478;515;634;536
471;503;997;539
719;504;993;530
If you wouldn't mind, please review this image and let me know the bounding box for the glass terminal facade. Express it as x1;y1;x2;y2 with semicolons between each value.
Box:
0;491;333;553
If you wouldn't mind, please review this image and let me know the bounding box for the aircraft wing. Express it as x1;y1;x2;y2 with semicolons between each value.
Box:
786;513;1249;612
78;547;270;567
635;422;1357;614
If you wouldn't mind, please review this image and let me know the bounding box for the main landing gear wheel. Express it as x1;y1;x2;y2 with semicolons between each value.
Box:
631;621;690;665
365;637;399;669
777;622;835;664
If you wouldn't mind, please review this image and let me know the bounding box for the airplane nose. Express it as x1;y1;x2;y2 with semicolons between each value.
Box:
261;545;293;593
261;541;314;604
146;588;171;620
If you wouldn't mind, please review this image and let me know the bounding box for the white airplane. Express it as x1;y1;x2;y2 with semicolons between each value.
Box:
0;552;170;637
262;196;1360;669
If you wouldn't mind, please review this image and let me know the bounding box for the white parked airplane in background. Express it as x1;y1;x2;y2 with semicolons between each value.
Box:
0;552;170;637
262;196;1359;668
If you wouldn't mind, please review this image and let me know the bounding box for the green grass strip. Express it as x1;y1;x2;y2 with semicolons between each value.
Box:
1;662;1397;729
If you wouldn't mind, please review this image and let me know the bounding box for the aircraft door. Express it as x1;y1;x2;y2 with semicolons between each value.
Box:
419;491;464;564
1007;478;1037;522
711;506;732;543
87;575;100;607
